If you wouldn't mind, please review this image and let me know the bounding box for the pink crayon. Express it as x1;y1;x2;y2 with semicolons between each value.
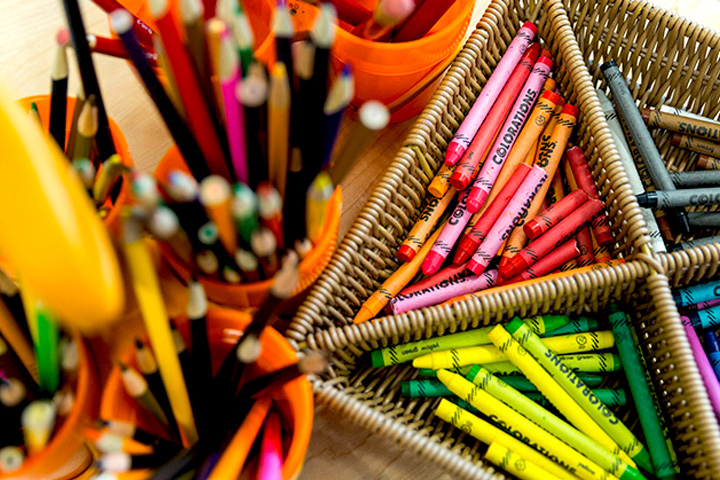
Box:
390;269;498;314
467;165;547;275
682;316;720;418
423;190;474;276
398;262;471;297
683;298;720;313
467;54;552;212
445;22;538;166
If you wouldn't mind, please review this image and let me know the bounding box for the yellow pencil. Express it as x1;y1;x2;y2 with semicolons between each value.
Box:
268;62;291;198
121;210;198;445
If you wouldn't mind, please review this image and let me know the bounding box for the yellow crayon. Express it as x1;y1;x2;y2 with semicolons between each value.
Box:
487;325;636;468
507;320;653;473
485;441;562;480
438;370;617;480
413;331;615;369
434;399;576;480
467;366;646;480
428;164;454;198
482;353;622;375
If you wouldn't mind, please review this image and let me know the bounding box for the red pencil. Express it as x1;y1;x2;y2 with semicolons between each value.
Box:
90;0;155;47
87;34;159;66
392;0;456;42
149;0;231;180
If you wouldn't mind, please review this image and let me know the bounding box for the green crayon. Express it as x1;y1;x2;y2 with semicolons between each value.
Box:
501;373;604;392
417;365;474;378
370;314;569;367
609;304;679;479
541;316;600;336
508;318;653;473
526;389;627;409
465;366;646;480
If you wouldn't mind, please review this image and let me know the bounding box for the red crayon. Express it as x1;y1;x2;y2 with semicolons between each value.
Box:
454;163;532;265
499;198;605;278
523;189;589;239
397;262;471;297
575;227;596;266
499;238;580;285
566;147;614;246
449;43;540;191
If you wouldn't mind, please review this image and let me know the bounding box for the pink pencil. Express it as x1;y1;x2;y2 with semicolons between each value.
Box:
467;53;552;212
467;166;547;275
423;189;473;276
219;32;248;184
445;22;537;166
390;269;497;314
682;316;720;418
257;410;284;480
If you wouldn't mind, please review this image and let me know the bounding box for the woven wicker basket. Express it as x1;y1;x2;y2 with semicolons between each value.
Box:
560;0;720;287
286;0;720;477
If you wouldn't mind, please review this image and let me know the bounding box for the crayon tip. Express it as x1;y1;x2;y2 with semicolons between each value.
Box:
600;60;617;71
453;238;478;266
400;381;411;397
562;103;580;118
632;447;655;476
422;251;445;276
412;354;434;369
449;171;472;191
536;55;553;67
594;227;615;246
353;306;375;324
466;188;486;213
640;108;651;124
522;22;538;34
523;221;543;239
541;90;562;104
466;259;483;275
370;350;385;368
445;143;465;166
499;255;527;279
498;256;511;272
466;364;481;381
397;244;416;263
671;132;684;147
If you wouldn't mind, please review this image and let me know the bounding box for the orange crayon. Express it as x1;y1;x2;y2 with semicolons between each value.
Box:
398;187;455;262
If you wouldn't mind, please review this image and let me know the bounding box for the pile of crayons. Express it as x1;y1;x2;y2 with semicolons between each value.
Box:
599;61;720;253
88;248;329;478
52;0;395;284
368;309;680;480
0;270;81;473
673;278;720;420
353;22;619;323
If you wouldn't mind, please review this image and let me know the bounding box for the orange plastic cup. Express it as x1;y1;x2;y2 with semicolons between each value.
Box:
2;337;100;480
153;145;342;309
99;308;314;480
17;95;134;231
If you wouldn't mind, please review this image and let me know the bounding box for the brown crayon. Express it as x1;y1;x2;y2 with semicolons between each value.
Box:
642;108;720;142
698;154;720;170
673;133;720;159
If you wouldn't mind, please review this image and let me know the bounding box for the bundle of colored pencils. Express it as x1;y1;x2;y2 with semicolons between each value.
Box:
90;233;329;478
352;22;621;324
0;269;81;474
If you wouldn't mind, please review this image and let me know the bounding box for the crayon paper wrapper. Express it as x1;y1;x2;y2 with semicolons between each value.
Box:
391;270;498;314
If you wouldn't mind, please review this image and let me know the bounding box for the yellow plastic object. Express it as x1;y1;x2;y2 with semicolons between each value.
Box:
0;83;124;332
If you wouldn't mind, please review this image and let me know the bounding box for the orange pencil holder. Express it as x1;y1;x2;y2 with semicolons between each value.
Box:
18;95;134;232
153;146;342;309
99;308;314;480
2;336;100;480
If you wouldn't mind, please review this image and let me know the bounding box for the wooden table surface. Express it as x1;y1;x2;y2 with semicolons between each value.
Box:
1;1;486;478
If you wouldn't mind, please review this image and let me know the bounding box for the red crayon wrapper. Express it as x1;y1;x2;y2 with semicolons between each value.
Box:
398;262;472;297
566;147;614;246
575;227;596;266
500;198;605;278
523;189;589;239
449;44;541;191
454;164;533;265
499;238;580;285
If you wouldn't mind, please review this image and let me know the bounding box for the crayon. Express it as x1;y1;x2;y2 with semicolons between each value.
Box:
484;441;562;480
389;270;497;314
500;199;605;279
670;235;720;252
398;187;456;262
680;297;720;313
596;89;665;253
467;166;547;275
601;62;690;235
670;170;720;188
546;169;565;208
642;108;720;142
566;147;614;246
465;366;644;480
681;316;720;417
673;279;720;307
609;305;678;479
353;221;447;324
636;188;720;208
413;372;602;393
523;189;589;239
398;262;471;297
423;190;475;275
499;103;579;269
467;53;552;210
489;325;635;468
526;389;627;409
427;164;455;198
454;163;533;265
499;238;580;285
499;372;604;391
507;319;652;473
434;399;577;480
370;314;569;367
704;331;720;381
450;44;540;190
438;370;616;480
697;154;720;169
412;330;615;369
551;316;601;335
445;22;537;166
660;104;714;121
686;307;720;331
